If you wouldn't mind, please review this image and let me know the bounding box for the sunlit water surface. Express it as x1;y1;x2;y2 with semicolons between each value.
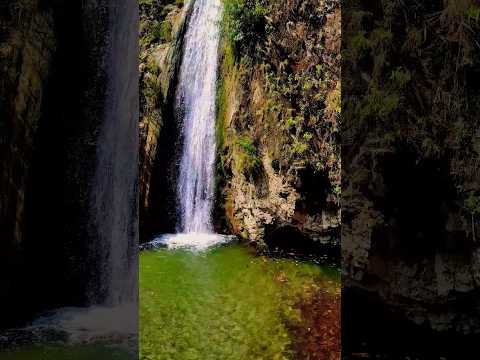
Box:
140;242;339;360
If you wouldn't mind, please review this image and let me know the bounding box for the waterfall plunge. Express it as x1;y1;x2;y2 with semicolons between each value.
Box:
151;0;236;251
176;0;221;234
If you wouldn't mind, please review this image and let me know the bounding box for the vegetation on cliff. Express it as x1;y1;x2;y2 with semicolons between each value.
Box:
139;0;184;134
343;0;480;273
220;0;340;185
343;0;480;182
216;0;341;244
139;0;186;240
342;0;480;348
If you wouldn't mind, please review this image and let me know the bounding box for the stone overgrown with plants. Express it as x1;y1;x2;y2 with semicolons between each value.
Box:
216;0;341;245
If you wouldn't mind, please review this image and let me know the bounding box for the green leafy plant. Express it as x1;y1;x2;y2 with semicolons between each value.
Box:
222;0;266;56
234;136;261;176
390;67;411;89
153;20;172;43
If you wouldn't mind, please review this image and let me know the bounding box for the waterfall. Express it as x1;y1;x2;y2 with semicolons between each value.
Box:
148;0;235;251
92;0;138;307
0;1;139;348
175;0;222;234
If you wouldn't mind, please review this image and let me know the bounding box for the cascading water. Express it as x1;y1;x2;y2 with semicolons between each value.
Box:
0;3;138;354
150;0;235;251
176;0;221;234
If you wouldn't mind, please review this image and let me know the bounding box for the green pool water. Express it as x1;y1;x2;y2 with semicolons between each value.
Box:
0;344;131;360
140;243;340;360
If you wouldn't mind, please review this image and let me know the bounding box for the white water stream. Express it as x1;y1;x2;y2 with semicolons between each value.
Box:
176;0;222;234
154;0;232;251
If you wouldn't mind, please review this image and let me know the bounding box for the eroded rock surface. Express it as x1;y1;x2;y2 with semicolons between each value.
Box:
216;0;341;251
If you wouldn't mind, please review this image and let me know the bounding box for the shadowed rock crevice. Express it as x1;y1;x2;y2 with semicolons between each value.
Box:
143;97;182;238
378;153;458;258
342;0;480;350
264;225;340;262
139;0;193;243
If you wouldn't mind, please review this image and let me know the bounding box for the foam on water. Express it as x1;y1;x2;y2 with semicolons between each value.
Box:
145;233;236;252
29;304;137;344
151;0;228;251
0;305;137;353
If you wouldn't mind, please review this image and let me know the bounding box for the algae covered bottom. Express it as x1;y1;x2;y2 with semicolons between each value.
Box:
140;243;340;359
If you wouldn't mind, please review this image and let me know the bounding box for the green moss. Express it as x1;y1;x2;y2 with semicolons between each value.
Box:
139;0;179;49
389;67;411;89
215;44;235;152
467;4;480;21
346;32;370;61
150;20;172;43
215;82;227;152
291;141;308;156
233;135;261;176
215;41;238;180
359;86;400;122
141;57;162;110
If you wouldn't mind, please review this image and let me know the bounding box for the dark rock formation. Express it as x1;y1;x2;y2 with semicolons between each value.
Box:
139;0;192;242
342;0;480;353
0;0;56;327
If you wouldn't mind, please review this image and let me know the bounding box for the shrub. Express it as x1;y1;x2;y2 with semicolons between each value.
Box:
154;20;172;43
223;0;266;56
234;136;261;176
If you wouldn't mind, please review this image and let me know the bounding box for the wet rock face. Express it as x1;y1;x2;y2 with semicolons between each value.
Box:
342;150;480;334
0;0;55;262
216;1;341;253
0;0;55;327
139;0;192;242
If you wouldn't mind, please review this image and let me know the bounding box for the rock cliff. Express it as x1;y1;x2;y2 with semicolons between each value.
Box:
342;0;480;344
0;0;55;326
216;0;341;253
139;0;192;241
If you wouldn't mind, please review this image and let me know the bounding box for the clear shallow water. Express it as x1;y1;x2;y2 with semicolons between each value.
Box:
0;306;136;360
140;243;340;360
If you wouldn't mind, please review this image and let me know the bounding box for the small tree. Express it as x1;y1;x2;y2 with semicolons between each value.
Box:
465;192;480;242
